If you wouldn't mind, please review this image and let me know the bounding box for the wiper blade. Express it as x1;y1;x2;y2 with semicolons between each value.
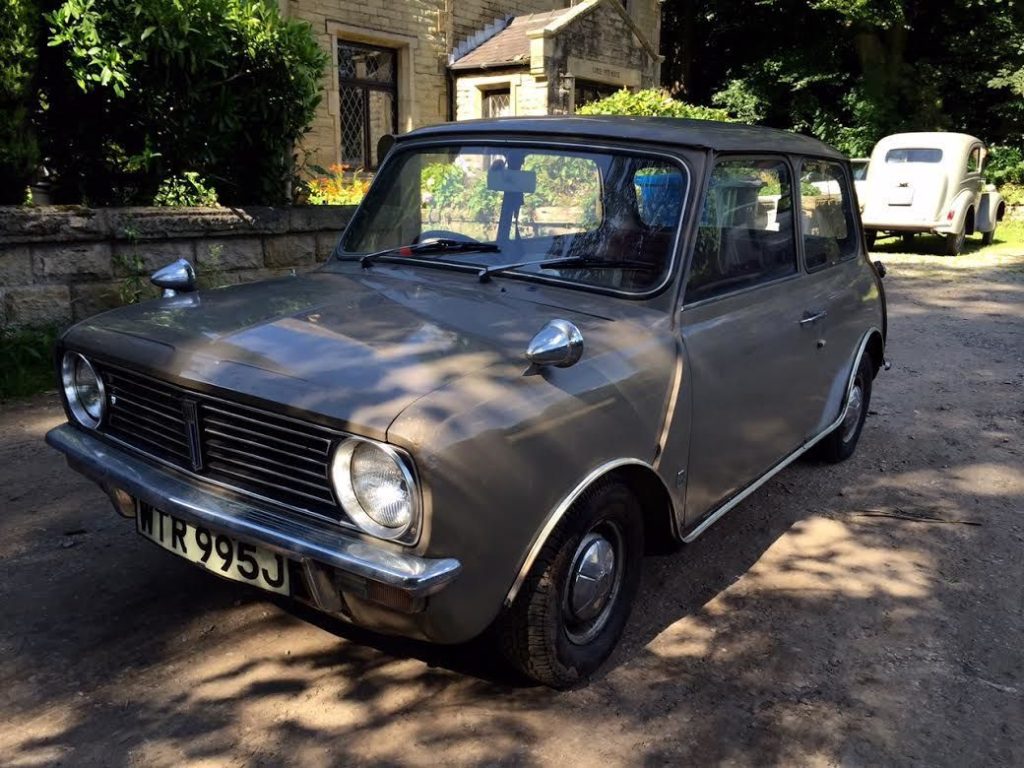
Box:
478;255;657;282
359;238;500;268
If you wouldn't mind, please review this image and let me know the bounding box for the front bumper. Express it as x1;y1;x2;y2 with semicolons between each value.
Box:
46;424;461;609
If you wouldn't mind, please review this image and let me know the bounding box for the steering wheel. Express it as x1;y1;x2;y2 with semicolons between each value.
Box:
415;230;481;244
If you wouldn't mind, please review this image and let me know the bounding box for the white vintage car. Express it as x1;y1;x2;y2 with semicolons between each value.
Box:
860;133;1005;255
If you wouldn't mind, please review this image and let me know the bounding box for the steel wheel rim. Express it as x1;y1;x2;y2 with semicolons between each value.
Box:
841;380;865;443
562;521;624;645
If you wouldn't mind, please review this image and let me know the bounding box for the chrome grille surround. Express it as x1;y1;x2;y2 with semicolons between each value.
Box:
97;364;349;527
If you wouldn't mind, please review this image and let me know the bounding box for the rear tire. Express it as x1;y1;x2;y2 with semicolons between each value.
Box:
943;226;966;256
901;232;915;248
982;224;997;246
499;479;643;689
815;354;873;464
865;230;878;249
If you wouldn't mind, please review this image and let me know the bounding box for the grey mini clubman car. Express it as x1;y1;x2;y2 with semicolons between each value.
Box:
48;117;887;688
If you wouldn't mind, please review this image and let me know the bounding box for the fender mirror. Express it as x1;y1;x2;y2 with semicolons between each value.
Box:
151;259;197;298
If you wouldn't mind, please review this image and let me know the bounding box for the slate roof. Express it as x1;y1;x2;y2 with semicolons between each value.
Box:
450;10;568;71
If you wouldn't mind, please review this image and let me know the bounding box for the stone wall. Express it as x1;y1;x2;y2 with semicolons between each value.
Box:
0;205;355;328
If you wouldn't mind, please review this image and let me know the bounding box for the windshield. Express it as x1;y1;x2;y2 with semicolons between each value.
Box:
339;143;687;294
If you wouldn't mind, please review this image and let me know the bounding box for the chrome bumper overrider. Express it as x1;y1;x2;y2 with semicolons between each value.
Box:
46;424;461;600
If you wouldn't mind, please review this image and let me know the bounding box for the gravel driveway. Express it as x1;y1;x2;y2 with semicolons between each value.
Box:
2;252;1021;767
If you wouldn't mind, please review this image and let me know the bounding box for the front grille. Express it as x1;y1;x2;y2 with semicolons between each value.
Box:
99;365;343;522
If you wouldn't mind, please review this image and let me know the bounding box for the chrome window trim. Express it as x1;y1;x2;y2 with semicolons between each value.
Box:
338;137;694;301
503;457;676;607
680;270;802;313
680;327;881;543
680;152;801;307
798;158;859;274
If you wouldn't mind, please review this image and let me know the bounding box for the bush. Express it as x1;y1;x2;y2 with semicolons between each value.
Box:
0;0;40;204
0;325;58;400
305;165;371;205
999;183;1024;207
577;88;735;121
153;172;219;207
42;0;327;205
986;145;1024;187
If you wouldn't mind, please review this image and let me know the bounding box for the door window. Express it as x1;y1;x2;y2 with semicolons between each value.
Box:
800;160;858;270
967;146;982;174
685;158;798;303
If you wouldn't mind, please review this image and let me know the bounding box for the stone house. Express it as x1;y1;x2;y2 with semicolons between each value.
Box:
280;0;663;171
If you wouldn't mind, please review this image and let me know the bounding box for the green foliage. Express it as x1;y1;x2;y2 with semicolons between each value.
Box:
112;223;148;304
999;183;1024;207
0;325;59;400
661;0;1024;156
986;145;1024;187
0;0;40;204
41;0;327;205
577;88;735;121
153;172;219;207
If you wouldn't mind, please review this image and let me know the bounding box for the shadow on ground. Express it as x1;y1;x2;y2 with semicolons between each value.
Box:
1;257;1021;766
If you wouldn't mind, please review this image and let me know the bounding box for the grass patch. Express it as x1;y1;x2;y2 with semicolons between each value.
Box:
0;326;60;401
872;220;1024;258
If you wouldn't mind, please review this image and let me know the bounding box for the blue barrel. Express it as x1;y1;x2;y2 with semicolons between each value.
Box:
635;172;683;228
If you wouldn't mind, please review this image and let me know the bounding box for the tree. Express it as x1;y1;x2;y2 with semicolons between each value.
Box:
0;0;39;204
40;0;327;205
660;0;1024;155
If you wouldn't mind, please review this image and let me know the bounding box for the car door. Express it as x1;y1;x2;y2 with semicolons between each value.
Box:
678;156;825;524
964;143;985;210
797;157;865;438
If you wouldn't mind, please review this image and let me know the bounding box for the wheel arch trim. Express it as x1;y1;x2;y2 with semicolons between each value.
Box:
502;458;674;607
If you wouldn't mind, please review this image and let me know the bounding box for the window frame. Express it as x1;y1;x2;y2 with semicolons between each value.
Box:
681;152;802;308
337;137;694;301
337;39;399;171
797;158;859;274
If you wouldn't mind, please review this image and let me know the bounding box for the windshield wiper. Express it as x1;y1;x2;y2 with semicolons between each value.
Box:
358;238;500;268
478;255;658;282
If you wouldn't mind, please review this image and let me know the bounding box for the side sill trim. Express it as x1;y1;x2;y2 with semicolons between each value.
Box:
680;328;881;544
502;457;672;607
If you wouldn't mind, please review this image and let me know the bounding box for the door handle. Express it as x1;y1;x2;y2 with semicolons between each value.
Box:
799;310;828;325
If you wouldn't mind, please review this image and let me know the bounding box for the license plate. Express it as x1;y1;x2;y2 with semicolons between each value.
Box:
888;186;914;206
136;506;290;595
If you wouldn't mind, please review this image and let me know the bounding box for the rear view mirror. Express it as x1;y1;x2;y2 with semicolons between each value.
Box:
487;168;536;194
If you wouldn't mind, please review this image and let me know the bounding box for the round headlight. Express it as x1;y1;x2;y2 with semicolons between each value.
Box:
330;438;417;540
61;352;106;429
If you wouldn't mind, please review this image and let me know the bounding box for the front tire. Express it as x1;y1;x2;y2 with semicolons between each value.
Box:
815;353;873;464
499;480;643;689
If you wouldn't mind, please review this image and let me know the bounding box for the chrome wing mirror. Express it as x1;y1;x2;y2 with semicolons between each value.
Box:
525;319;584;375
151;259;197;298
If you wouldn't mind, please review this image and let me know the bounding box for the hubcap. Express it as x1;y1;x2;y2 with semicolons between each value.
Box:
841;382;864;443
563;524;624;645
569;534;616;621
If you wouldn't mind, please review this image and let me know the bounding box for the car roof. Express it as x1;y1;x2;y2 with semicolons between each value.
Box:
873;132;983;152
401;116;847;160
